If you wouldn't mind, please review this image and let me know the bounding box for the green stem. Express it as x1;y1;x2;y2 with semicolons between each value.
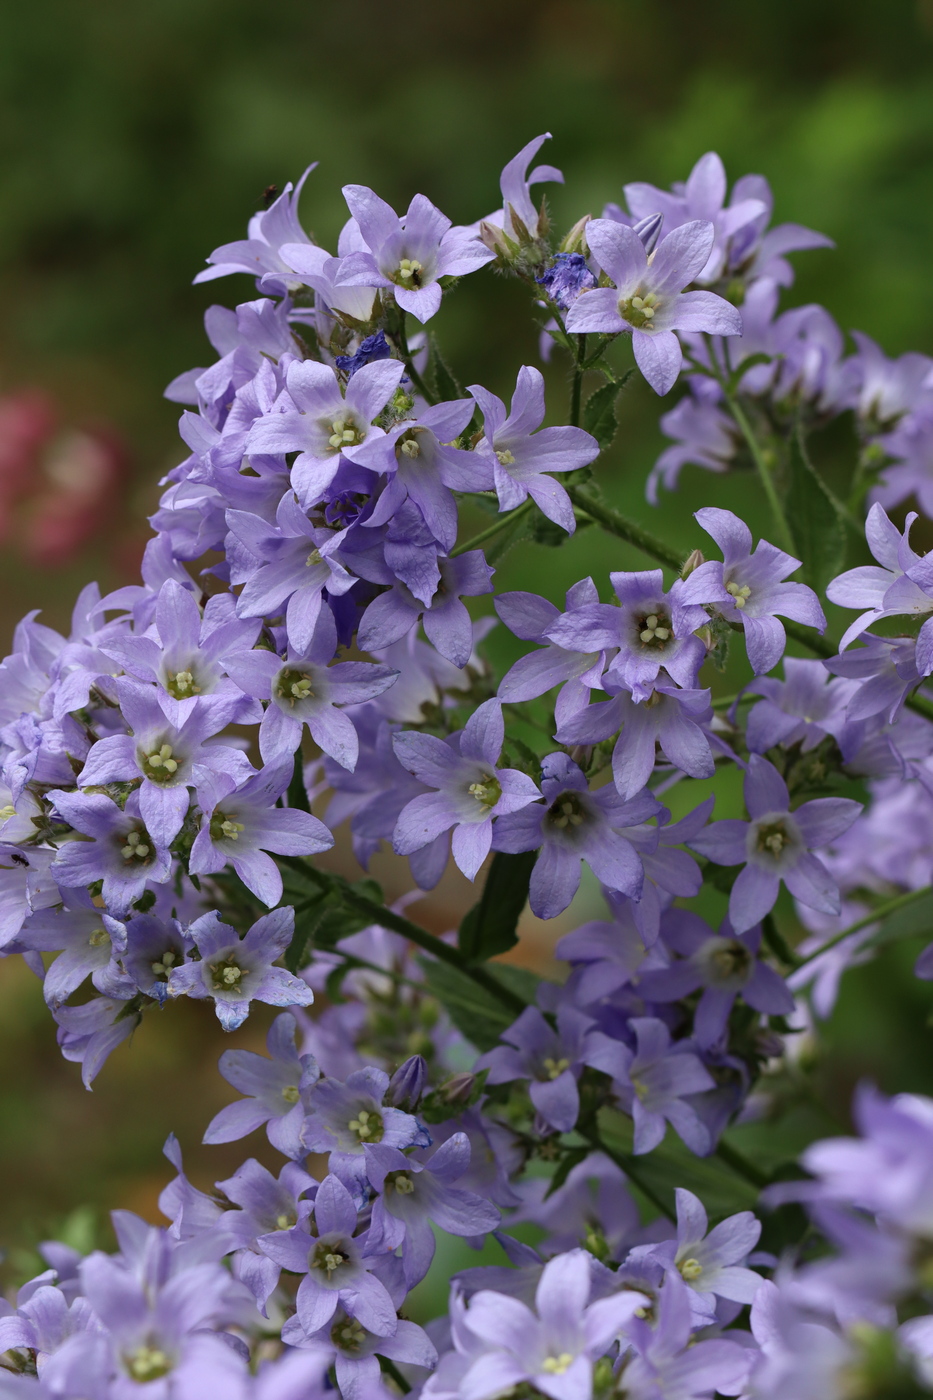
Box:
276;855;528;1016
722;389;795;556
566;486;685;570
793;883;933;969
450;499;534;557
579;1127;675;1221
762;911;802;971
570;334;587;427
378;1356;412;1394
715;1139;769;1189
391;314;437;406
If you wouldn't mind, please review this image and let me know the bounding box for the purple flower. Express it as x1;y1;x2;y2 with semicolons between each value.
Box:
259;1172;397;1337
216;1157;318;1311
622;151;768;284
367;1133;501;1288
48;789;172;918
495;581;608;729
610;1016;716;1155
638;909;794;1048
545;567;723;701
826;503;933;654
190;758;334;907
565;219;742;394
392;699;541;881
226;495;357;654
225;616;398;771
16;895;133;1009
101;580;262;722
536;253;597;310
509;1152;645;1264
194;164;317;292
204;1011;320;1159
745;657;855;755
167;908;312;1031
353;399;492;552
478;999;622;1134
619;1272;750;1400
688;755;862;934
649;391;738;502
302;1065;429;1194
358;550;494;669
69;1245;251;1395
556;679;716;799
849;330;933;430
75;678;253;847
458;1249;647;1400
468;367;600;533
53;993;138;1087
285;1305;435;1400
824;633;921;726
646;1187;763;1318
556;899;654;1004
695;507;827;674
479;132;564;246
492;752;662;920
117;913;191;1005
245;357;405;506
335;330;394;378
336;186;494;323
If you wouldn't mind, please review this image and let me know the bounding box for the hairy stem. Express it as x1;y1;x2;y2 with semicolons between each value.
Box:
570;333;587;427
378;1356;412;1394
722;390;795;555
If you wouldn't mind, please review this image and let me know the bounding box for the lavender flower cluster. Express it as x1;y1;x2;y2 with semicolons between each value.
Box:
3;135;933;1398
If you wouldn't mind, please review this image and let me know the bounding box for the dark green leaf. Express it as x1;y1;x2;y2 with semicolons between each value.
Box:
581;380;620;451
874;892;933;948
458;850;537;962
417;957;538;1051
287;751;310;812
430;336;463;401
529;510;570;547
544;1145;589;1199
596;1108;760;1220
785;425;847;594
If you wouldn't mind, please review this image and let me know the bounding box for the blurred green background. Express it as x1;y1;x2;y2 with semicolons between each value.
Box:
3;0;933;1292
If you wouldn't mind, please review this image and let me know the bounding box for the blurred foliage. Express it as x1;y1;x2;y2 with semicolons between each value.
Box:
2;0;933;1295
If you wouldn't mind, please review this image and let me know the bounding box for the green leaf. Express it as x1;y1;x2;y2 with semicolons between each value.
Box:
581;380;621;451
596;1108;760;1220
430;336;463;401
458;850;536;962
785;425;847;594
544;1145;589;1199
417;957;538;1051
874;892;933;948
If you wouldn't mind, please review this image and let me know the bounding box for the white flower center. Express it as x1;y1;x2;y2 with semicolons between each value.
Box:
543;1056;570;1080
496;448;516;465
347;1108;383;1142
639;611;671;645
619;291;661;329
679;1257;703;1281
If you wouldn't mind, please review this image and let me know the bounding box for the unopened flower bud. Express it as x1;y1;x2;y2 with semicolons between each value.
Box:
633;211;663;255
560;214;592;255
386;1054;428;1112
681;548;705;578
440;1071;478;1105
478;221;515;259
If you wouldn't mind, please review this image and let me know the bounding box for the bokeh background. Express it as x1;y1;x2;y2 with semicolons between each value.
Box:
3;0;933;1303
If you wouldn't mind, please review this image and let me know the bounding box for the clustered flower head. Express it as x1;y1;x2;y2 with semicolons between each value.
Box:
4;136;933;1400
